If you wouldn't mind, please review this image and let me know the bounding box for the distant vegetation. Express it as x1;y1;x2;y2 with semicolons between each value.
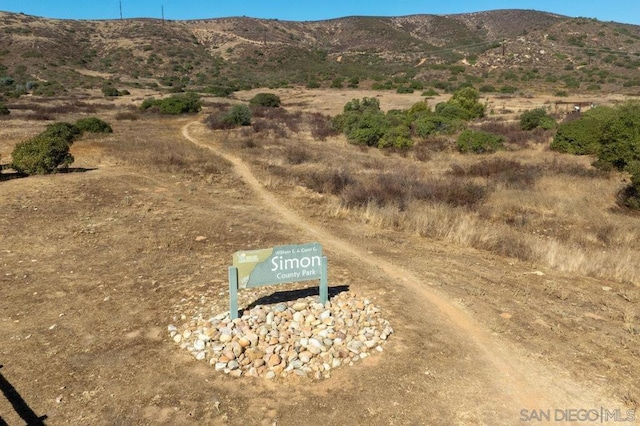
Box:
332;87;486;150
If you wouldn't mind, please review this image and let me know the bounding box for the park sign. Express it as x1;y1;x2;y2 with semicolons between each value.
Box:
228;242;328;319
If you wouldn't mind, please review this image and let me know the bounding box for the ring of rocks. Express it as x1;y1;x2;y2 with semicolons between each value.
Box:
168;291;394;380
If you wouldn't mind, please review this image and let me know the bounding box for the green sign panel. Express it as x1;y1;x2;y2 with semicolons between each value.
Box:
233;242;323;288
228;242;328;319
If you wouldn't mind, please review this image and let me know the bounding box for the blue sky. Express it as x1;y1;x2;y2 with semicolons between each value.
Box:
1;1;639;25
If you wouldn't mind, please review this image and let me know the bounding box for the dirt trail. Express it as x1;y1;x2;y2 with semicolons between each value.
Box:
182;121;619;420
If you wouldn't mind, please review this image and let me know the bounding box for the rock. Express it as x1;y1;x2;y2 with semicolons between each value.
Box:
229;341;243;358
221;348;236;361
293;311;305;323
267;354;281;367
245;333;259;347
308;345;322;355
299;351;313;363
292;302;307;311
195;236;207;242
219;333;232;343
245;348;265;362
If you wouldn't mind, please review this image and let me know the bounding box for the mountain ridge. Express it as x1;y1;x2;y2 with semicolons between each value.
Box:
1;9;639;96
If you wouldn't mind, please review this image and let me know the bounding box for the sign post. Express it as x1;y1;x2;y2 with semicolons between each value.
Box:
228;242;328;319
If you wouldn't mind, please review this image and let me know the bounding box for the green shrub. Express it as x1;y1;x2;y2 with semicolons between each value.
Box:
333;98;390;147
249;92;281;108
76;117;113;133
396;86;414;94
378;125;413;149
0;103;9;115
421;88;439;96
550;106;615;155
205;86;235;97
223;104;252;126
330;77;343;89
42;122;81;144
140;93;202;114
457;129;505;154
140;97;155;110
414;115;463;137
11;134;74;174
435;103;473;120
305;80;321;89
447;87;485;119
406;101;432;121
479;85;496;93
102;86;120;97
31;81;66;97
520;108;556;130
344;110;389;146
593;101;640;171
499;86;518;94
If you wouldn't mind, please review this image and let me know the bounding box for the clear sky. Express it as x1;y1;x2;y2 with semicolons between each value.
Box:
1;1;639;25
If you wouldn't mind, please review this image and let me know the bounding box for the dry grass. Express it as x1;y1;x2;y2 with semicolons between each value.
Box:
218;102;640;286
99;116;232;178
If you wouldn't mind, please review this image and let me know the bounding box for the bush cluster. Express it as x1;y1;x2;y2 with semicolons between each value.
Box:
332;87;486;150
140;93;202;114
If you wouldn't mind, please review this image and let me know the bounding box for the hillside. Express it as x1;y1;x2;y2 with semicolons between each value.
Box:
1;9;640;96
